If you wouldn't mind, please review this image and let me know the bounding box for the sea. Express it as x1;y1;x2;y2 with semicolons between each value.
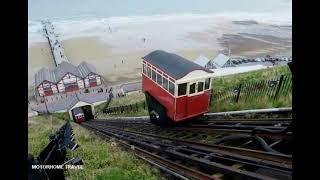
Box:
28;0;292;48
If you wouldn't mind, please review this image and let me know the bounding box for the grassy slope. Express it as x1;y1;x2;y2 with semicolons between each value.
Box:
96;93;148;118
210;65;292;112
28;114;162;180
212;65;291;92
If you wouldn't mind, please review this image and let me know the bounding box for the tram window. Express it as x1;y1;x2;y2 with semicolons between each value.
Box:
147;67;151;77
143;64;146;74
152;69;156;81
156;72;162;85
163;77;168;90
205;78;211;90
178;83;187;96
198;82;204;92
189;83;196;94
169;81;175;95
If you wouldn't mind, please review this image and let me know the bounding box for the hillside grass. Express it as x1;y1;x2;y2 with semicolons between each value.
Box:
210;95;292;112
210;65;292;112
212;65;291;92
28;113;162;180
96;93;147;119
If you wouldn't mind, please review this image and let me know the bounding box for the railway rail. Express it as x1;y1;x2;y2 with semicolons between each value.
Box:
82;121;292;180
82;108;292;179
102;107;292;122
92;119;292;154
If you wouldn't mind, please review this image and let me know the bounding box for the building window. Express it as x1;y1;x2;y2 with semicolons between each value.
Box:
151;69;156;81
178;83;187;96
163;77;168;90
198;82;204;92
169;81;175;95
147;66;151;77
156;72;162;86
189;82;196;94
205;78;211;90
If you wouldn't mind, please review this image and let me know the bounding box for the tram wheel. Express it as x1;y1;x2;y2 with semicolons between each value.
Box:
145;93;170;126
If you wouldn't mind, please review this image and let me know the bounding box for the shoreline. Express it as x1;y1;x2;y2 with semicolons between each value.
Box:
28;21;291;90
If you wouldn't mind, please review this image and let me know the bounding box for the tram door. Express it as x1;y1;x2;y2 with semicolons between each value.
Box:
187;80;207;117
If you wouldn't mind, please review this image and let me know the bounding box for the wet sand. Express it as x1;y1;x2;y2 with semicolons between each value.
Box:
217;33;291;57
28;42;55;90
49;36;219;85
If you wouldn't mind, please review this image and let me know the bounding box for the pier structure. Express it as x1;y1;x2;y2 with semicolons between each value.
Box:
42;20;70;66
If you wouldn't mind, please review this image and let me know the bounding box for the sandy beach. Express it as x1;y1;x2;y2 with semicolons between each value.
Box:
62;36;219;84
28;35;220;87
28;42;55;96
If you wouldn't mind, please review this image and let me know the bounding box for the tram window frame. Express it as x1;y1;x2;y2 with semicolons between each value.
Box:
163;76;169;90
198;81;204;92
143;64;146;74
189;82;196;94
169;81;175;95
178;83;187;96
156;71;163;86
205;78;211;90
147;66;151;77
151;69;156;82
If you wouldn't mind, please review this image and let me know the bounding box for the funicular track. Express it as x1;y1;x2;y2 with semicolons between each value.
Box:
82;108;292;179
92;112;292;155
82;121;292;180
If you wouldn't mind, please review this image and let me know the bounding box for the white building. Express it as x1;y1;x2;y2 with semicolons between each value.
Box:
193;55;211;68
210;54;235;69
194;53;235;69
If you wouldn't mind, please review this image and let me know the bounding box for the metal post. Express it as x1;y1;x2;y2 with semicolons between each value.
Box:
287;62;293;73
235;84;242;103
274;75;284;99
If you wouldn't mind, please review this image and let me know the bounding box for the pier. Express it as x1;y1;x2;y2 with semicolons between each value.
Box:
42;20;69;66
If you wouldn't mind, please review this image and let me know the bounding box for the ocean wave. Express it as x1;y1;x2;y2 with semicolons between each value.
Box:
28;11;291;43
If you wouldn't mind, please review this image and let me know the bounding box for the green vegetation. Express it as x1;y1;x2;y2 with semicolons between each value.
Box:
96;93;147;119
212;65;291;92
210;65;292;112
211;95;292;112
28;114;162;180
108;93;146;107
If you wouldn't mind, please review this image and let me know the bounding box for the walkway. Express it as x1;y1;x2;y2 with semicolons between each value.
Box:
42;20;69;66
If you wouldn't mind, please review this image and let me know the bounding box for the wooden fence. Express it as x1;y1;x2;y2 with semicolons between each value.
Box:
104;101;147;115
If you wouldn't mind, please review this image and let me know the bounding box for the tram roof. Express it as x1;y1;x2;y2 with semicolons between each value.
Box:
142;50;213;80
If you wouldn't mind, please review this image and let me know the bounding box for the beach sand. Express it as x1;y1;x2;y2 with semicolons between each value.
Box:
28;21;291;90
61;36;219;85
28;42;55;93
62;37;113;63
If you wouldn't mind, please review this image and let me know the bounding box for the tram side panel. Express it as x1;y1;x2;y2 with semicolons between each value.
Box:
142;75;176;120
186;90;211;118
175;90;211;121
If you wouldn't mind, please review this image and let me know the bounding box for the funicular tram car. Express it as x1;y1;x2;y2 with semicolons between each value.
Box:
73;107;85;123
142;50;215;125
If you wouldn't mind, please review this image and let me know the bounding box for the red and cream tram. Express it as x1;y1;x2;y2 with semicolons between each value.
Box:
73;107;85;123
142;50;214;125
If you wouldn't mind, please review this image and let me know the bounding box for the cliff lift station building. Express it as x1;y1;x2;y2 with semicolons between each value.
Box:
35;61;102;97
